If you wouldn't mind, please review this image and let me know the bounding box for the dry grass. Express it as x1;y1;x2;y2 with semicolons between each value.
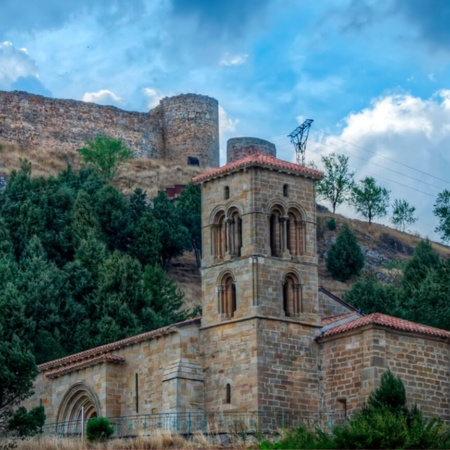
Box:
316;210;450;299
11;429;233;449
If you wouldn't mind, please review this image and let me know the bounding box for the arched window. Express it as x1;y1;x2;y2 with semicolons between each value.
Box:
213;211;227;261
228;209;242;257
270;207;285;257
224;186;230;199
283;273;302;317
283;184;289;197
218;273;236;318
286;208;305;257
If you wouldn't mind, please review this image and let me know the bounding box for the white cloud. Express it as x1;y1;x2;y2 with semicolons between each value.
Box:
82;89;122;106
143;87;164;110
309;91;450;241
0;41;38;89
219;105;238;134
219;52;248;66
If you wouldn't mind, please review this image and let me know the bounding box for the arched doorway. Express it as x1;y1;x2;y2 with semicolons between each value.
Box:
57;382;101;423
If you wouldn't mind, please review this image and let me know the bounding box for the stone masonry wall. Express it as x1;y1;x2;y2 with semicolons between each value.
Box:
0;91;219;167
319;327;450;417
23;324;203;422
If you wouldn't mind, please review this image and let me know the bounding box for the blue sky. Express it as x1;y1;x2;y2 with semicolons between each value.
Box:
1;0;450;241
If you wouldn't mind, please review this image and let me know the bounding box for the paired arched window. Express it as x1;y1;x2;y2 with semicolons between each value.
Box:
218;273;236;318
213;211;227;261
270;205;305;258
283;273;302;317
286;208;305;257
212;208;242;260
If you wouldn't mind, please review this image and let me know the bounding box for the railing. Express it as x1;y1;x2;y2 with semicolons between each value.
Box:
41;410;348;438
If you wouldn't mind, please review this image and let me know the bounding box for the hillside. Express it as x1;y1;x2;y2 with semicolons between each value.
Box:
1;143;449;308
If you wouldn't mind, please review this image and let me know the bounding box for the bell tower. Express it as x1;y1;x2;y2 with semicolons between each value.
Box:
193;147;323;412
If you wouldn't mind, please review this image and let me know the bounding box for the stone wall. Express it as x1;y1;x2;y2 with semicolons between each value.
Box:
227;137;276;164
24;323;203;423
318;327;450;417
0;91;219;167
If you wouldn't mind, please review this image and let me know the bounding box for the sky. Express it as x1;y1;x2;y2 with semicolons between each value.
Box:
1;0;450;242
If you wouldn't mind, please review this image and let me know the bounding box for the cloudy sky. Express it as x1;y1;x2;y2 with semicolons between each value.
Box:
1;0;450;241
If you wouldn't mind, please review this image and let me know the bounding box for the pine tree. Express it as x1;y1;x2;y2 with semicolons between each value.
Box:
326;224;364;282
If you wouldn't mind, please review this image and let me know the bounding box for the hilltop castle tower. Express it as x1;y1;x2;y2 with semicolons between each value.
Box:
194;145;324;411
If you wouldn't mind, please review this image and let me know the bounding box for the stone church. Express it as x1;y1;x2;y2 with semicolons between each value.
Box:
24;140;450;430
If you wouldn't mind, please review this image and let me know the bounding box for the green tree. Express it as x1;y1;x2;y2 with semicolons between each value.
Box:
86;417;114;442
177;184;202;267
142;264;188;329
351;177;390;224
316;153;355;214
130;211;161;266
0;285;44;441
433;189;450;243
153;191;189;269
71;190;102;246
80;136;133;181
343;271;398;315
401;240;440;297
326;224;364;282
391;198;417;232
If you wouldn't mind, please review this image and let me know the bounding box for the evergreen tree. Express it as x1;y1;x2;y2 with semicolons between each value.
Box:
142;264;188;329
344;271;398;315
71;190;102;246
401;240;440;297
326;224;364;282
177;184;202;267
130;211;161;266
153;191;189;269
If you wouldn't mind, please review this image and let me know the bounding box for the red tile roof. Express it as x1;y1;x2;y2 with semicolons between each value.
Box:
46;354;125;379
38;317;201;372
318;313;450;339
322;312;359;326
192;153;323;184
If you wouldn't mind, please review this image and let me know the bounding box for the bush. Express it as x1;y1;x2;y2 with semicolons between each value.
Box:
325;224;364;282
86;417;114;442
326;218;336;231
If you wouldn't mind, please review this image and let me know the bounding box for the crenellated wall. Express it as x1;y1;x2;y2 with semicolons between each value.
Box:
0;91;219;167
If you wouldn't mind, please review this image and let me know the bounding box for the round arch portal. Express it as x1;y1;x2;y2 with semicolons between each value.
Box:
57;382;101;423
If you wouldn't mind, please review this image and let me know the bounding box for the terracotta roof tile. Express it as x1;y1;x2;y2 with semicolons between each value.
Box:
46;354;125;379
322;312;359;326
318;313;450;339
192;153;323;184
39;317;201;372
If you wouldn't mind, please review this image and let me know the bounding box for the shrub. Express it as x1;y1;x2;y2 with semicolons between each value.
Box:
326;217;336;231
86;417;114;442
325;224;364;282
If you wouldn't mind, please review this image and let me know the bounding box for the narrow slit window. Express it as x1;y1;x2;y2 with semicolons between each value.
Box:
226;383;231;403
224;186;230;200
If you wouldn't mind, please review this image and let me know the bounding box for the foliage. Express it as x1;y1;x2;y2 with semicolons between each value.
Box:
260;371;450;450
0;159;194;364
316;153;355;214
326;217;336;231
177;184;202;267
401;240;440;297
79;136;133;181
153;191;190;269
391;198;417;232
326;225;364;282
343;271;398;315
351;177;390;224
86;417;114;442
433;189;450;243
8;405;45;437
